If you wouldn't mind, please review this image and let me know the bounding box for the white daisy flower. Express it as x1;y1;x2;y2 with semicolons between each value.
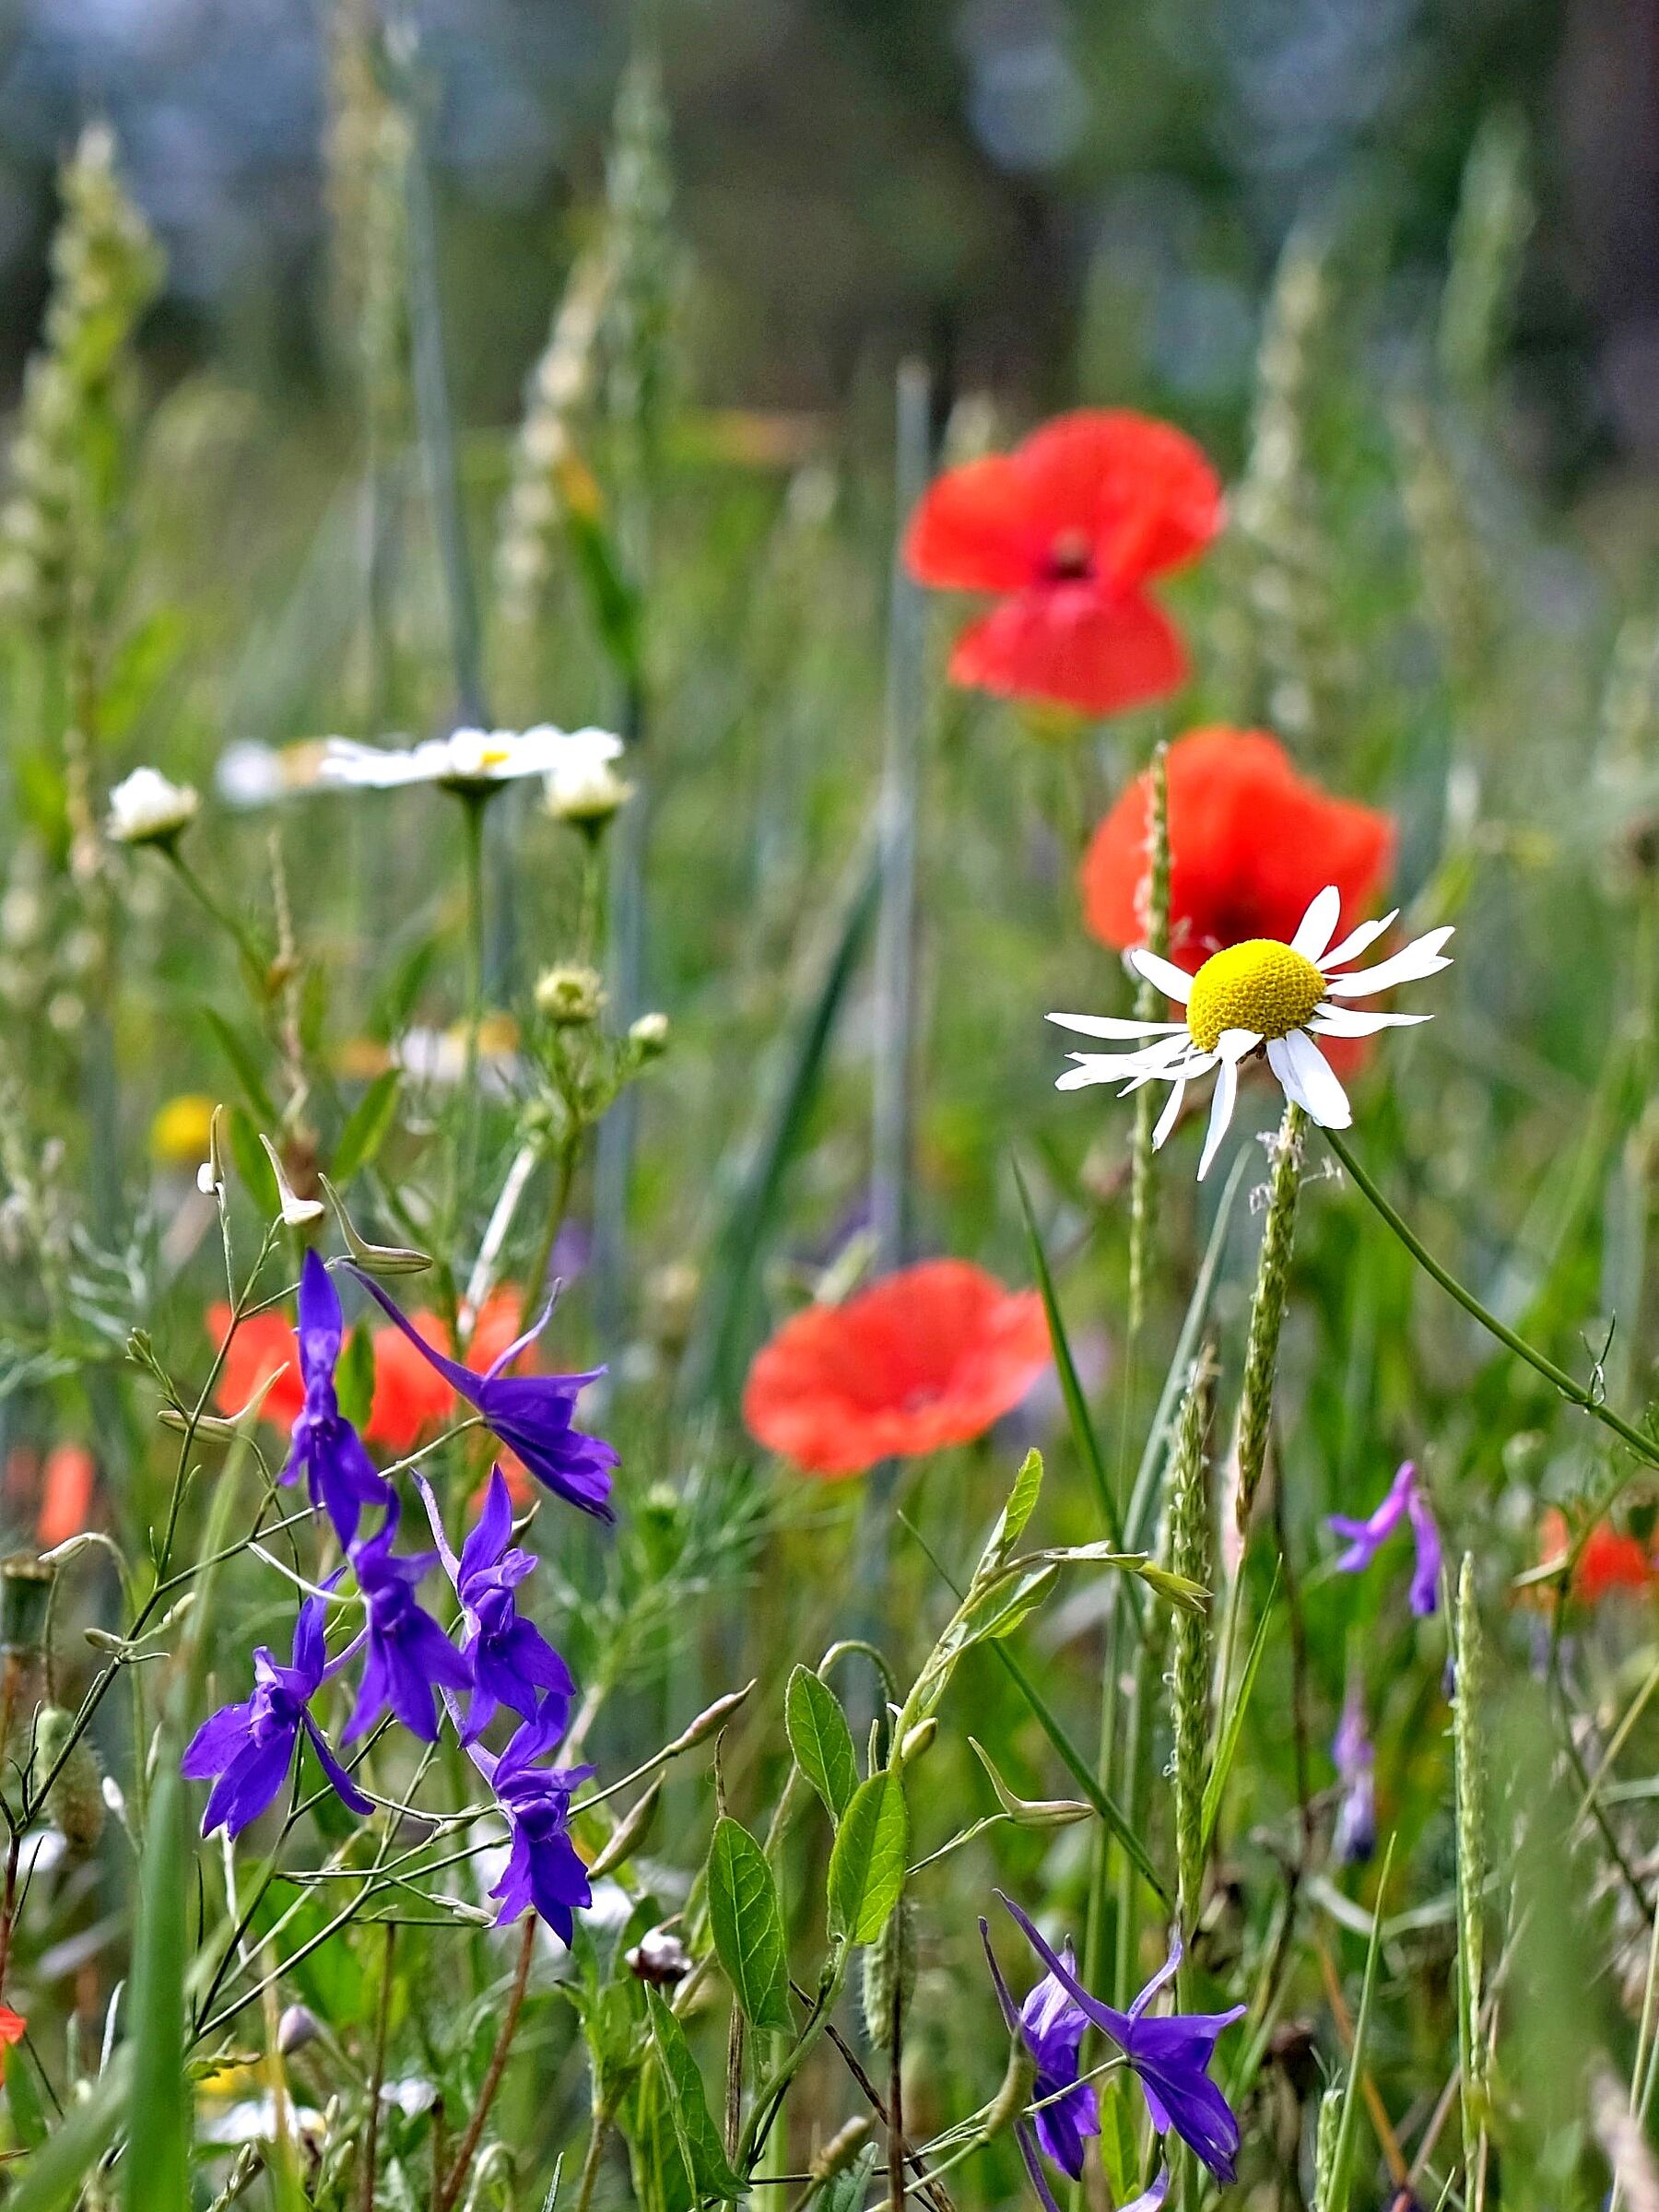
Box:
1049;885;1453;1180
106;767;199;846
318;723;623;795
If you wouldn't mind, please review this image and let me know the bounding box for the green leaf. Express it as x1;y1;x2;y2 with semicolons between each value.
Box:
6;2053;129;2212
977;1446;1045;1581
1014;1162;1121;1545
200;1007;279;1127
706;1817;792;2031
827;1771;908;1946
5;2033;48;2148
645;1988;744;2201
785;1666;857;1820
333;1069;403;1184
819;2144;878;2212
124;1762;190;2209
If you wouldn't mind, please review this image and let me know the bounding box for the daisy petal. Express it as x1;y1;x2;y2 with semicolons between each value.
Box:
1318;910;1398;972
1308;1006;1433;1039
1197;1057;1239;1180
1215;1028;1261;1063
1290;886;1342;962
1129;949;1194;1003
1325;926;1454;999
1047;1011;1185;1039
1153;1077;1187;1148
1282;1029;1351;1129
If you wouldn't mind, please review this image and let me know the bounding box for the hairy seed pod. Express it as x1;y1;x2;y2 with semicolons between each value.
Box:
861;1895;915;2051
35;1705;104;1854
809;2114;873;2183
1233;1102;1305;1531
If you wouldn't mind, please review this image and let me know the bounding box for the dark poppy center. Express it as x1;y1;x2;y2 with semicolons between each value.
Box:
1043;529;1095;582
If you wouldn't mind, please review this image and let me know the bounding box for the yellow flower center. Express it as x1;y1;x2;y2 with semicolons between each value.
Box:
1186;939;1325;1053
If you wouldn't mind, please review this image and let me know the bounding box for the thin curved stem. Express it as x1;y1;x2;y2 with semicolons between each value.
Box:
1325;1129;1659;1473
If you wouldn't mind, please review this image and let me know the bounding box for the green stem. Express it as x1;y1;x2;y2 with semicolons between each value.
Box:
1324;1129;1659;1473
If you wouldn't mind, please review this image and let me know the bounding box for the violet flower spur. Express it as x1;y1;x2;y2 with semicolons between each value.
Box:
1331;1684;1377;1866
1328;1460;1441;1617
344;1493;471;1745
282;1249;394;1546
979;1919;1099;2207
347;1266;618;1522
182;1594;371;1838
474;1708;594;1943
415;1466;576;1742
996;1894;1245;2184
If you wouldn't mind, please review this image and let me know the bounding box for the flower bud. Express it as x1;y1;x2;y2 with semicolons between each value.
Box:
627;1924;692;1986
665;1679;756;1756
276;2004;320;2055
629;1010;669;1057
106;767;199;849
545;754;634;830
535;964;606;1028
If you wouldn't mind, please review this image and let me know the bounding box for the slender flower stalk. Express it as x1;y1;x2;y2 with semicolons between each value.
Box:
1233;1101;1304;1531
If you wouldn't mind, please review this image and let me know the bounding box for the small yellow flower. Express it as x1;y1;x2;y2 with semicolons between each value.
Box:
150;1093;217;1167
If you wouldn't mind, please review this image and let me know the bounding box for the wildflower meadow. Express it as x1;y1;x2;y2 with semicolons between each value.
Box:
2;20;1658;2212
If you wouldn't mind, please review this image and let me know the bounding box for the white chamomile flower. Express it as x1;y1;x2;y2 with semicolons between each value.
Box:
1049;885;1453;1180
545;749;635;828
106;767;199;847
318;723;623;795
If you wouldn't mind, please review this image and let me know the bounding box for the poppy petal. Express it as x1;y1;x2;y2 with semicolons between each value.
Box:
951;585;1186;717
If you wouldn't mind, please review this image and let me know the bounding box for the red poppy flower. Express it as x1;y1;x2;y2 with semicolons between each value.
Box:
743;1259;1052;1478
1082;726;1394;966
208;1305;307;1428
0;2005;24;2075
904;410;1222;715
1537;1508;1658;1601
37;1443;95;1549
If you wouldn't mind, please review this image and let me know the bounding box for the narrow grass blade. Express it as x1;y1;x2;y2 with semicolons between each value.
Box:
677;822;880;1412
1324;1835;1394;2212
1201;1565;1281;1856
1013;1157;1121;1547
124;1762;190;2209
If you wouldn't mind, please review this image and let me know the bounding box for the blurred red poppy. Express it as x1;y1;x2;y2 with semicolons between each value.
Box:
0;2005;24;2075
37;1444;96;1549
208;1305;306;1428
1081;726;1394;966
905;410;1222;715
1537;1508;1657;1601
743;1259;1052;1477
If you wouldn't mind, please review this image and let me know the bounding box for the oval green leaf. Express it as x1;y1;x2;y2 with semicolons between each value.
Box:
706;1816;792;2031
827;1771;908;1946
785;1665;857;1820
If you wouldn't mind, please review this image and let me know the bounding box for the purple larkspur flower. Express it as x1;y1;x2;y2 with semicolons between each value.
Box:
345;1493;471;1744
415;1466;576;1742
979;1919;1100;2191
282;1250;394;1546
348;1267;618;1522
1331;1683;1376;1865
181;1593;371;1838
1329;1460;1441;1616
476;1708;594;1943
997;1894;1244;2184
